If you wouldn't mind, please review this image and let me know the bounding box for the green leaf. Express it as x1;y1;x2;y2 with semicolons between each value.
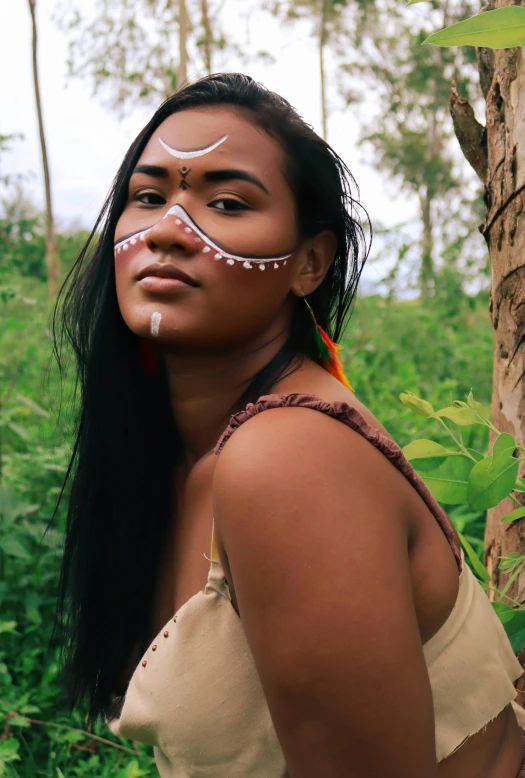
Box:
457;530;491;582
466;448;485;463
0;485;33;525
501;506;525;524
399;391;435;417
114;759;151;778
498;609;525;652
19;704;40;715
26;591;42;626
466;391;489;421
423;6;525;49
433;406;479;426
0;738;20;765
14;393;50;418
0;535;32;560
510;628;525;653
0;621;17;634
514;478;525;493
492;600;516;623
492;432;516;460
9;716;30;728
421;455;475;504
406;0;429;4
498;552;525;571
7;421;30;441
64;730;86;743
402;439;452;471
467;454;519;510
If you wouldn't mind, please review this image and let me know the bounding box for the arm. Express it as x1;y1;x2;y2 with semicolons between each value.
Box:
213;406;438;778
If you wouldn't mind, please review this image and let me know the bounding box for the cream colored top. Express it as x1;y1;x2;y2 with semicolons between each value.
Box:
107;394;524;775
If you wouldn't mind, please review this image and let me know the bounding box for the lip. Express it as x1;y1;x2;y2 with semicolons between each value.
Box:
139;276;195;293
137;263;199;286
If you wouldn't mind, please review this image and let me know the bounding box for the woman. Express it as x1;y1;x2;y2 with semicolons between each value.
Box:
54;73;525;777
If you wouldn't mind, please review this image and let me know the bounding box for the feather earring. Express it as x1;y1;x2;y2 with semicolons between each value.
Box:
303;296;353;390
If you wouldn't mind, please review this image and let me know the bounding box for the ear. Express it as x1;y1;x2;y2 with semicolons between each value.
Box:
290;230;337;297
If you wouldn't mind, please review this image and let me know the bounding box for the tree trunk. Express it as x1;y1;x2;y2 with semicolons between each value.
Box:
179;0;189;86
450;7;525;703
419;189;434;299
27;0;59;298
319;0;328;140
200;0;213;75
482;36;525;702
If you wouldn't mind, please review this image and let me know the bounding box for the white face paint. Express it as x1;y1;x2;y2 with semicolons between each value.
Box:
158;135;228;160
114;204;293;269
150;311;162;337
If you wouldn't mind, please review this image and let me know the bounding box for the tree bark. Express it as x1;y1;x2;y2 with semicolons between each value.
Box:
27;0;59;298
470;13;525;704
319;0;328;140
200;0;213;75
419;188;434;299
179;0;189;87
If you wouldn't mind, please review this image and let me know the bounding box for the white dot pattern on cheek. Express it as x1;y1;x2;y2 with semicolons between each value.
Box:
113;204;293;269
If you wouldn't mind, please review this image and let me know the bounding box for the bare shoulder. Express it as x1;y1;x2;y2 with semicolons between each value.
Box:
212;402;438;778
214;401;412;542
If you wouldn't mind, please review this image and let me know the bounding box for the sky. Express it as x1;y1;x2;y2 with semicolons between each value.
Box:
0;1;422;293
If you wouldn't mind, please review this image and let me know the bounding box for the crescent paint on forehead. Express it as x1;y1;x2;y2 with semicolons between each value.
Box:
158;136;228;160
114;204;294;269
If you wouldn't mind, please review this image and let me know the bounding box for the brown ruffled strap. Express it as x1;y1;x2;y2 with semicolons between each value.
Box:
214;392;463;574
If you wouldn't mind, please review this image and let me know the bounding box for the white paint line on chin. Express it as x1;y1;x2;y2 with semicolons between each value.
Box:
150;312;162;338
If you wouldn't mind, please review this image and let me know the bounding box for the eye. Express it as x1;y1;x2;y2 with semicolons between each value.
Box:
134;191;166;206
209;198;250;213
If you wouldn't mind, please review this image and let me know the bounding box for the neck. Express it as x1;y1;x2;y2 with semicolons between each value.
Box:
162;330;292;464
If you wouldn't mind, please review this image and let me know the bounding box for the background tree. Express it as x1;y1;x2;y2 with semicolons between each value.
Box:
335;0;486;299
55;0;234;111
27;0;60;298
267;0;347;139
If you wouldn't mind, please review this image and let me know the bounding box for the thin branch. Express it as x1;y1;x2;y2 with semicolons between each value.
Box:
12;715;140;755
449;80;487;183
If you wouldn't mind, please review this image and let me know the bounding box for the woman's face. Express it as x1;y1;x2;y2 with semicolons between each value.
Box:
114;107;305;354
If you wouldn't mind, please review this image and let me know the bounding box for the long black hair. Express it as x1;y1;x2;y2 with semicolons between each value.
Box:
52;72;371;723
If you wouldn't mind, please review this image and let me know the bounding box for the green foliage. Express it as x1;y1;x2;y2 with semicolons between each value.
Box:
424;6;525;49
0;188;89;284
0;262;513;772
0;274;157;777
399;385;525;649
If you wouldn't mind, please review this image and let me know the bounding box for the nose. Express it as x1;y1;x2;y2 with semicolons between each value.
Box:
144;208;201;257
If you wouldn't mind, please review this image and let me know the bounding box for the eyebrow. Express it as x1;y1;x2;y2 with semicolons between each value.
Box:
131;164;270;195
132;164;170;178
204;169;269;195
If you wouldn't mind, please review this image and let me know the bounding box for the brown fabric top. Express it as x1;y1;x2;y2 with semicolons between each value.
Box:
215;392;463;574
